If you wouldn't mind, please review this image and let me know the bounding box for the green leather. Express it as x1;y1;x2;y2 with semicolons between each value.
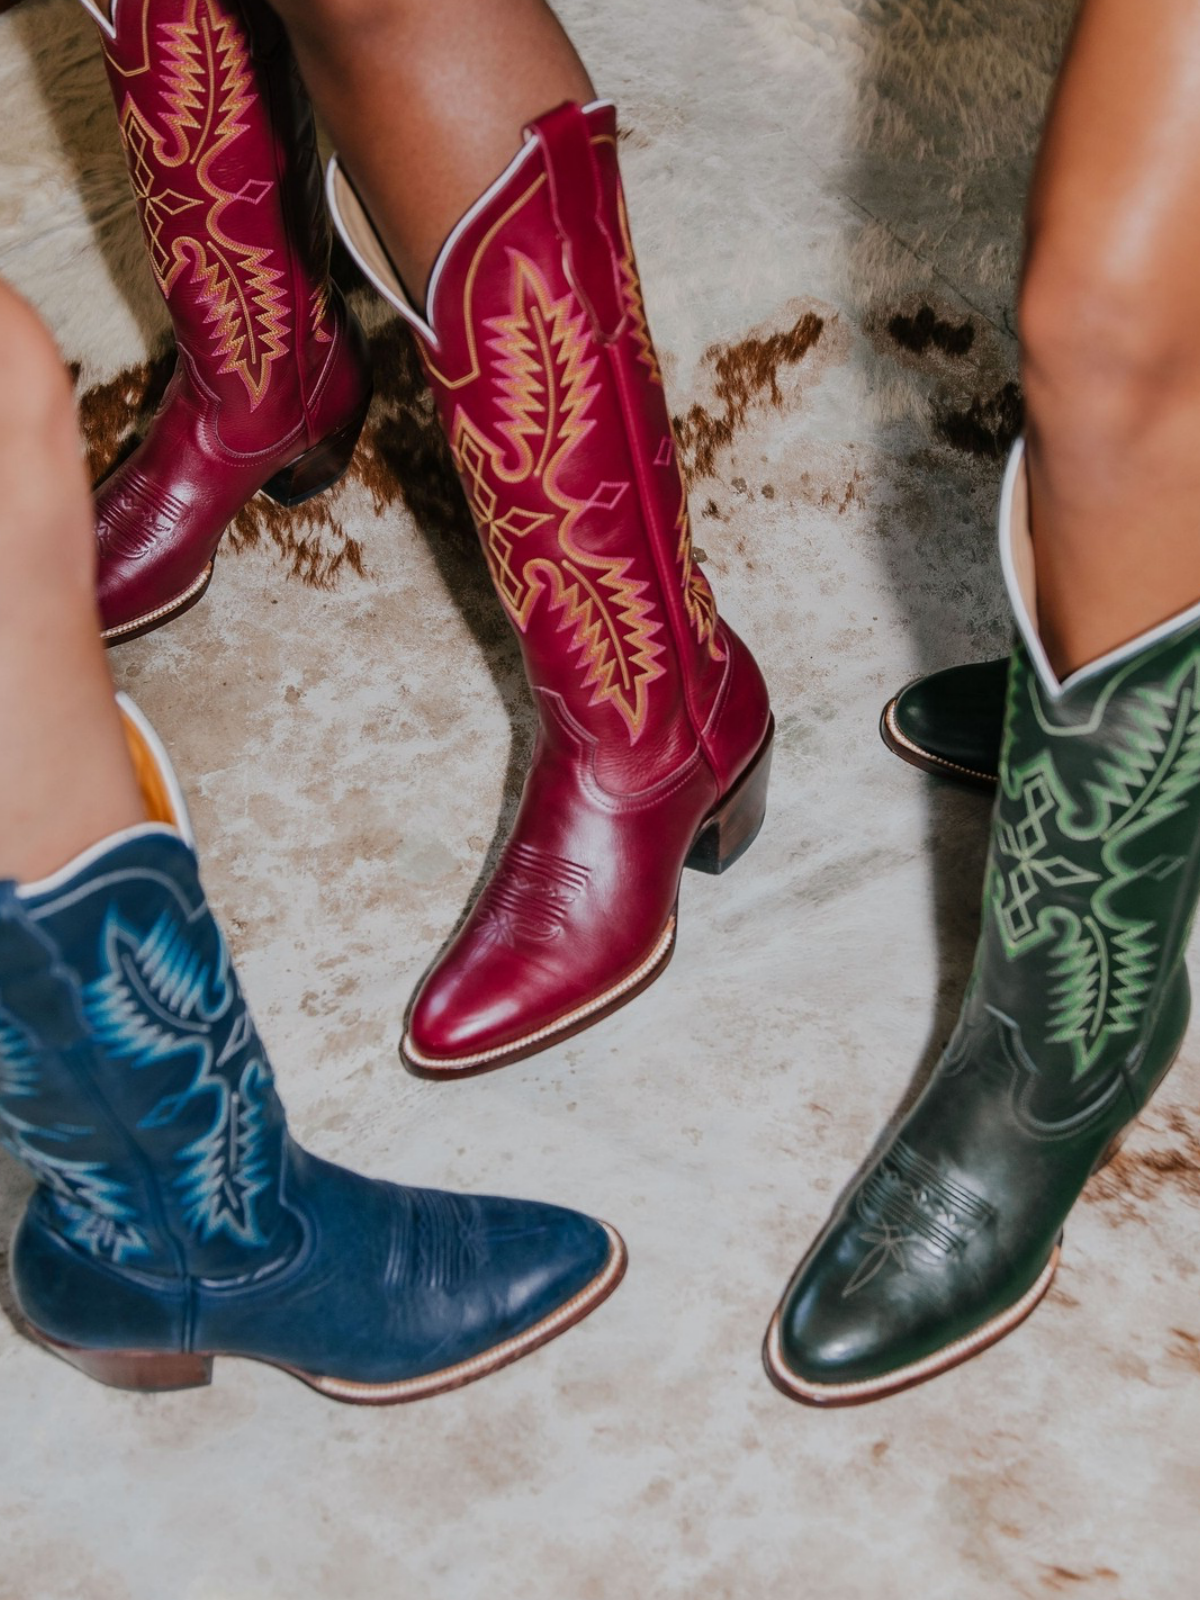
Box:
886;656;1008;785
774;620;1200;1398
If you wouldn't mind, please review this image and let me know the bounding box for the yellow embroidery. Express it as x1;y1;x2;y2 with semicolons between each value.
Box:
614;190;662;386
611;176;720;657
309;283;333;344
110;0;289;407
452;257;665;741
673;479;725;660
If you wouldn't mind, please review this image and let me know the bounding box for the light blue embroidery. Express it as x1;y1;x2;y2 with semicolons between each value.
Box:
83;906;273;1248
0;1010;39;1100
1;1113;149;1263
175;1057;273;1245
87;907;231;1068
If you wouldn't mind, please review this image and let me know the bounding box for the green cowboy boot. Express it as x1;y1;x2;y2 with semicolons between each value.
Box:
881;657;1007;789
768;439;1200;1404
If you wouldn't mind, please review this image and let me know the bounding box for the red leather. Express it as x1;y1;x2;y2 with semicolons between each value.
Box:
92;0;371;641
350;102;771;1072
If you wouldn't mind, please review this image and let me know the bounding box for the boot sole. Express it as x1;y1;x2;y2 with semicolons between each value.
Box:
100;396;372;649
400;717;775;1079
879;697;997;789
23;1222;626;1405
761;1243;1061;1408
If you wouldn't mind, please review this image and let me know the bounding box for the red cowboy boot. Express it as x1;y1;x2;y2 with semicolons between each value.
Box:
83;0;372;643
330;101;773;1075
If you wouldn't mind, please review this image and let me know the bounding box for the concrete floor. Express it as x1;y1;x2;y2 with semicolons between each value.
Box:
2;2;1198;1596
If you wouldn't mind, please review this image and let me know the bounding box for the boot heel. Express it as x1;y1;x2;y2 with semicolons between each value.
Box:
28;1326;213;1392
685;716;775;876
261;399;372;508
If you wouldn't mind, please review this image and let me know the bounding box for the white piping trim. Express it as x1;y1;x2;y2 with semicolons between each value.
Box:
15;824;184;902
325;98;617;347
326;159;450;347
116;692;196;845
423;141;539;335
1000;437;1200;702
423;96;615;335
76;0;117;40
998;438;1054;693
13;694;193;901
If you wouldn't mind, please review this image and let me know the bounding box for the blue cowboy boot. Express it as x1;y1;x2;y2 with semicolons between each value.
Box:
2;699;624;1400
768;440;1200;1404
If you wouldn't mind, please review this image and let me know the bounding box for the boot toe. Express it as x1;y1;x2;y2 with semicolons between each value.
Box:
468;1195;616;1336
887;658;1008;782
404;968;530;1070
403;947;582;1072
771;1245;913;1397
375;1189;619;1382
768;1205;1055;1404
768;1188;990;1400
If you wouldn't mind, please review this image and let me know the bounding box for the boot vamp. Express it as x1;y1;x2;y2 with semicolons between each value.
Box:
775;1038;1117;1390
193;1146;612;1382
406;736;715;1063
93;372;298;628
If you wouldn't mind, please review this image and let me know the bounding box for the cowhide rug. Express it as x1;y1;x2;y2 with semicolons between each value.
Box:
5;5;1200;1600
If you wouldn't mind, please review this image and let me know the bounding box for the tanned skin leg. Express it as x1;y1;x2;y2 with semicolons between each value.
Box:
1020;0;1200;677
0;283;143;882
267;0;594;308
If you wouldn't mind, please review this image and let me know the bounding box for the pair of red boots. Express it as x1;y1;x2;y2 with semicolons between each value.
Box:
88;0;774;1072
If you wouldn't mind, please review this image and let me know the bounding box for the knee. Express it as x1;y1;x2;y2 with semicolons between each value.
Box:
1018;225;1200;454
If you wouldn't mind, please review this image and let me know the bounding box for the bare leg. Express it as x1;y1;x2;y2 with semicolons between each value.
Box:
769;3;1200;1403
0;283;142;882
1020;0;1200;676
268;0;593;306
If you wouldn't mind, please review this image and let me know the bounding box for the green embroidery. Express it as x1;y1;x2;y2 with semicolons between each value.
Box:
993;770;1099;947
985;646;1200;1077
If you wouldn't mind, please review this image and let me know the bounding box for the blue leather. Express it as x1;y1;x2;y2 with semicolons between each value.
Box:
1;831;610;1382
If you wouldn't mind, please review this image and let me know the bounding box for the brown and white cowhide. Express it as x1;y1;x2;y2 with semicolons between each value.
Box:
6;6;1200;1600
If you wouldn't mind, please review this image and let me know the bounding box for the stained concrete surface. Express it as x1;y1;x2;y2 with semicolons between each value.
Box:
1;2;1197;1596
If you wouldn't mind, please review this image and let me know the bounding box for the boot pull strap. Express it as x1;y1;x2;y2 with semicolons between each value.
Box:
0;885;87;1049
531;103;627;346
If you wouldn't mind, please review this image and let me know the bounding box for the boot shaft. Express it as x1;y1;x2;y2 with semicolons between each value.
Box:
959;444;1200;1122
89;0;339;434
330;102;736;790
0;707;297;1284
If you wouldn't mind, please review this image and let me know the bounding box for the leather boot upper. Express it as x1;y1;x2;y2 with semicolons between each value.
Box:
330;102;772;1069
